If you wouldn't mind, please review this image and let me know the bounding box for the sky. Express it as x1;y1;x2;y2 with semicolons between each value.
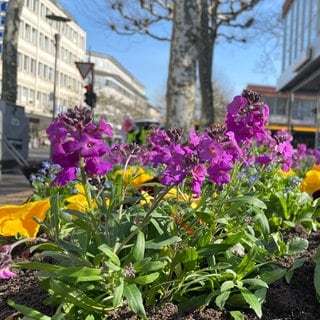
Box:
57;0;281;107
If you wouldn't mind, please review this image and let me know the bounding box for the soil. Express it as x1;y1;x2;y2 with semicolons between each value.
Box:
1;225;319;320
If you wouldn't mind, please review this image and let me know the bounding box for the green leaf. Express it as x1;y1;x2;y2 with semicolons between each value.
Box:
241;278;268;289
275;192;289;219
253;213;270;237
132;231;145;262
55;266;103;282
98;244;121;266
123;284;147;319
134;272;160;284
179;247;198;271
7;300;52;319
12;262;63;272
229;310;245;320
314;263;320;300
260;268;286;285
145;235;181;249
133;259;167;273
223;195;267;209
57;239;84;255
313;244;320;264
30;242;63;253
220;280;235;292
240;288;262;318
215;291;231;309
285;258;306;283
49;279;108;312
113;278;124;308
287;237;308;254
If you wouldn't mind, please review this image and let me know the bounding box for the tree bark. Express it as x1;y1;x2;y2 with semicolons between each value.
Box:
198;0;215;129
166;0;200;137
2;0;24;103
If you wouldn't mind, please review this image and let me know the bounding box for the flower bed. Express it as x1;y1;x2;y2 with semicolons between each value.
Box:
1;90;320;319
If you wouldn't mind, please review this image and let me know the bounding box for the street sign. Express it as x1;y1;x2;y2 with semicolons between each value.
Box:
75;62;94;79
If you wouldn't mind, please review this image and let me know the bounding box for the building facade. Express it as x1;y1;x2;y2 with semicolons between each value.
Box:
86;51;149;134
276;0;320;148
247;84;317;147
0;0;86;141
277;0;320;93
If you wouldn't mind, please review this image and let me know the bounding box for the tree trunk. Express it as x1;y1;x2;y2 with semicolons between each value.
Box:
199;0;213;129
198;0;217;129
166;0;200;137
2;0;24;103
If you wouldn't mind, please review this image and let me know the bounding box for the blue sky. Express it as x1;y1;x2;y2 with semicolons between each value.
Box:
58;1;281;106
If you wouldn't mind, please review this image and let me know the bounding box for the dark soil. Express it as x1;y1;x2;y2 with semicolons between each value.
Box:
1;225;319;320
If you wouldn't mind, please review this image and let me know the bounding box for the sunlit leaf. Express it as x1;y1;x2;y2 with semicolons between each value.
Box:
123;284;146;319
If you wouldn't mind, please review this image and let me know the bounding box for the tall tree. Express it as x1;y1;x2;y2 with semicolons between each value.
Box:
1;0;24;103
88;0;262;131
166;0;200;135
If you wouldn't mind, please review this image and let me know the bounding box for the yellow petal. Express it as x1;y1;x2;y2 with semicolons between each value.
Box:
0;199;50;237
301;169;320;195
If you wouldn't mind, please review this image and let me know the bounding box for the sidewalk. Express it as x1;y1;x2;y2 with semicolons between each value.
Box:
0;173;33;205
0;147;50;205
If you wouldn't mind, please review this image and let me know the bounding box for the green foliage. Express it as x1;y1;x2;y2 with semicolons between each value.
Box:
10;159;319;319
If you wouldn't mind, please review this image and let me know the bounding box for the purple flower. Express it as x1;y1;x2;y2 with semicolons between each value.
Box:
52;167;77;186
0;267;17;279
46;106;114;186
191;164;207;196
0;245;16;280
225;90;270;145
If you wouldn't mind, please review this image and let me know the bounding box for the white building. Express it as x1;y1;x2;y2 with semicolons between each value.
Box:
0;0;86;137
86;51;148;133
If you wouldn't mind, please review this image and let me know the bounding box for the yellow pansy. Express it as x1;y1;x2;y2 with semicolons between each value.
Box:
139;190;154;206
65;184;109;211
301;169;320;195
65;184;94;212
278;169;296;178
0;199;50;237
164;187;193;203
115;166;153;188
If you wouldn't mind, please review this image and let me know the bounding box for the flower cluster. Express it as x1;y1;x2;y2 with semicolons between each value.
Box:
147;125;242;196
225;89;270;145
46;91;296;195
46;106;113;185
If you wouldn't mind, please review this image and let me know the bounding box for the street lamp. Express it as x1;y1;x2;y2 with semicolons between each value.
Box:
46;14;71;121
46;14;70;160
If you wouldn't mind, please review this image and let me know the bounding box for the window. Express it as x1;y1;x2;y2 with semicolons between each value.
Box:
29;89;35;104
31;28;37;44
25;24;31;41
0;16;5;25
38;62;43;77
43;64;48;79
22;87;28;103
30;58;36;74
49;67;54;81
33;0;38;13
292;99;317;120
264;96;287;116
0;2;8;11
23;55;29;72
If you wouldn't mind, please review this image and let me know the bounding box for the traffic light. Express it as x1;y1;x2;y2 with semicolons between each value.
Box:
84;84;96;108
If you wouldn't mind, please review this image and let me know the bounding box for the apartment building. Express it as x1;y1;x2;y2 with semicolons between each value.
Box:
0;0;86;138
86;51;148;133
